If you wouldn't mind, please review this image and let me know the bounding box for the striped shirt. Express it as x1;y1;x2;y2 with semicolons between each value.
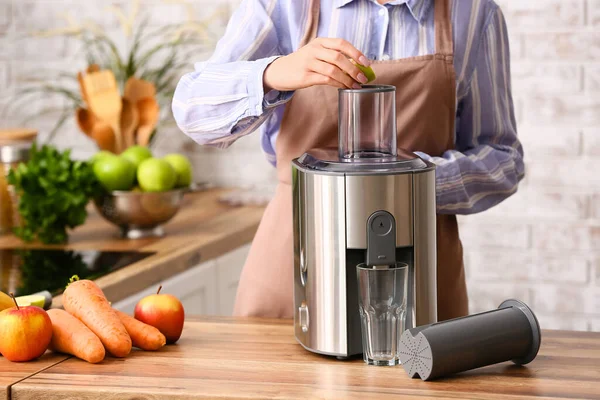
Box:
172;0;524;215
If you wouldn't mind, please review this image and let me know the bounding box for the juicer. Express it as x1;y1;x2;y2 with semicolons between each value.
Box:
292;85;438;357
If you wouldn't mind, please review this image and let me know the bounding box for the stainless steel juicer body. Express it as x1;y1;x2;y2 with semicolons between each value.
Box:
292;85;438;358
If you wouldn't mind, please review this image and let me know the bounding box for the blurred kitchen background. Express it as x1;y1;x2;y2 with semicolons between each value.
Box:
0;0;598;330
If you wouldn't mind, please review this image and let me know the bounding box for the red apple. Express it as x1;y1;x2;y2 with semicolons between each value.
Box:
134;286;184;344
0;293;53;362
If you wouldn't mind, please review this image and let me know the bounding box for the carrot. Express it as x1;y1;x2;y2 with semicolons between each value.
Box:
47;309;105;364
115;310;166;351
63;279;132;357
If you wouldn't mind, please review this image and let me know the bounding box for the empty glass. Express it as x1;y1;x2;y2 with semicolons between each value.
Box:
357;263;408;366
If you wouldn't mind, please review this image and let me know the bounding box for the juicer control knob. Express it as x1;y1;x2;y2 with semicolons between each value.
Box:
299;302;309;333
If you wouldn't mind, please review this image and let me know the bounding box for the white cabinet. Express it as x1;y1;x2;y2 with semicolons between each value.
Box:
215;246;247;316
113;244;250;316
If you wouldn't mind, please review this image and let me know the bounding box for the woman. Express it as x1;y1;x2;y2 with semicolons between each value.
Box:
172;0;524;321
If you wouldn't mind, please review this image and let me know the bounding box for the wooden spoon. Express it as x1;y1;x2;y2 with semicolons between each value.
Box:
82;70;123;153
91;121;116;153
124;77;156;105
75;108;95;137
120;98;139;149
77;72;88;105
136;97;160;146
87;64;100;74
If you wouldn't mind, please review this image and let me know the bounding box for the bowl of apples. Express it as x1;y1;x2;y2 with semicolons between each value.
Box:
91;146;205;239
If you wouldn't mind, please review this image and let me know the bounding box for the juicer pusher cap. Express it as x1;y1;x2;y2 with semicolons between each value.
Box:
398;299;541;381
293;84;435;174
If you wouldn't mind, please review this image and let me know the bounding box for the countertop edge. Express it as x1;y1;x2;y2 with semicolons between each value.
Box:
51;204;264;308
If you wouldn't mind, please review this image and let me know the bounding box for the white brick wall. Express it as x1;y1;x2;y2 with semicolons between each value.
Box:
0;0;598;331
465;0;600;331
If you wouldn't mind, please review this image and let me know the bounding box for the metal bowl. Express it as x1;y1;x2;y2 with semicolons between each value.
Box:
93;183;208;239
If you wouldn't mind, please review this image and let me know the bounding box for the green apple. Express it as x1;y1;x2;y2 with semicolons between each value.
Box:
15;295;46;308
90;150;114;164
137;158;177;192
93;155;136;192
121;146;153;169
163;154;193;187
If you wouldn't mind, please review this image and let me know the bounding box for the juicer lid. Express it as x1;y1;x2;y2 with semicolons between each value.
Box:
295;147;432;174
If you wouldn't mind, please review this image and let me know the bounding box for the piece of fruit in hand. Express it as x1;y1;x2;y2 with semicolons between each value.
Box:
350;59;376;83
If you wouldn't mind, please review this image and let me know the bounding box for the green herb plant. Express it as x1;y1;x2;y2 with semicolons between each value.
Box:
7;144;101;244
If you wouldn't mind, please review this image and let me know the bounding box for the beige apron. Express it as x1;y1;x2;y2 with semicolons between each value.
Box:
234;0;468;321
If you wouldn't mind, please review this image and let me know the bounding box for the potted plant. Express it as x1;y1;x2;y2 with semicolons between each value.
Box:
4;0;228;149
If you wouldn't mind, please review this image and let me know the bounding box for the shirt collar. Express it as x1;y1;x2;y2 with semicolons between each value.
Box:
333;0;432;24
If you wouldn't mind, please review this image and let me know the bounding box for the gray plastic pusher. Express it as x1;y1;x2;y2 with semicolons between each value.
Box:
398;299;541;381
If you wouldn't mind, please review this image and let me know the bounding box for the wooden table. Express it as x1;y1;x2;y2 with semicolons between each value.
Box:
5;317;600;399
0;188;265;306
0;354;68;400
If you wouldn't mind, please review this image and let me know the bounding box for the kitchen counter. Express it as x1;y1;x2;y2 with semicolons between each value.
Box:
4;316;600;399
0;188;265;306
0;354;68;400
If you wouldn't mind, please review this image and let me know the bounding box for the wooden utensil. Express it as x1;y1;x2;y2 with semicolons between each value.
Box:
75;108;95;137
77;72;88;105
82;70;123;153
136;97;160;146
76;65;101;107
120;98;139;149
0;129;37;144
124;77;156;105
87;64;100;74
91;121;116;152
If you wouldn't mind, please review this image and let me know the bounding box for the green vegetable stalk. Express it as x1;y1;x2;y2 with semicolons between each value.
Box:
7;144;101;244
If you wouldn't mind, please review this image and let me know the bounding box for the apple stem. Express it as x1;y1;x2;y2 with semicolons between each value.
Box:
157;285;162;295
9;293;19;310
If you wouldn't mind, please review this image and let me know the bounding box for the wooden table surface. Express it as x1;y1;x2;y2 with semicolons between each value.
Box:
0;188;265;306
0;354;68;400
5;317;600;400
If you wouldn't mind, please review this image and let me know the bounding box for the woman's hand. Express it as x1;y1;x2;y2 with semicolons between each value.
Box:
263;38;371;92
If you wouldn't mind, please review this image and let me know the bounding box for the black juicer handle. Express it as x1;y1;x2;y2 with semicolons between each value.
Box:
366;210;396;267
398;299;541;381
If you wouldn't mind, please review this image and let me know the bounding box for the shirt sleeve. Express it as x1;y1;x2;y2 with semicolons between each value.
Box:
416;7;524;215
171;0;294;149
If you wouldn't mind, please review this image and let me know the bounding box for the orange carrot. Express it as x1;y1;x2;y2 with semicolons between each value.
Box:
47;309;105;364
115;310;166;351
63;279;132;357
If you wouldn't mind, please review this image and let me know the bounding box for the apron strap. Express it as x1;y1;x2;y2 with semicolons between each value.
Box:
299;0;321;47
434;0;453;57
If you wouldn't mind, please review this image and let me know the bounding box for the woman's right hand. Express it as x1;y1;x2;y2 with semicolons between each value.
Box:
263;38;371;92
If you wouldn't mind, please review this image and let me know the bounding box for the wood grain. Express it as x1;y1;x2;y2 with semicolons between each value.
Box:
0;189;265;307
0;353;67;400
10;317;600;400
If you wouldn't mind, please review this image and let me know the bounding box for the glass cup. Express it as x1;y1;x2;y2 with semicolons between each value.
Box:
357;263;408;366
